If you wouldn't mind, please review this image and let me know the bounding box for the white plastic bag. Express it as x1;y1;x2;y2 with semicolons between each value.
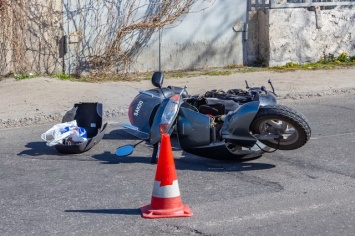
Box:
41;120;87;146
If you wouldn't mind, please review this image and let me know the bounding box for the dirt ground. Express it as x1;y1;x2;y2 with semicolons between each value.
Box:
1;68;355;129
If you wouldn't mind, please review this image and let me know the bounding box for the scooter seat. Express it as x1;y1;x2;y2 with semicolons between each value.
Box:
204;98;239;114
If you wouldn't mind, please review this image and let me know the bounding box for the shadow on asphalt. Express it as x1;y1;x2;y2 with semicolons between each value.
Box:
65;208;141;215
92;132;276;171
174;159;275;172
17;141;65;156
91;151;275;172
91;151;151;165
17;130;276;172
103;128;141;140
16;128;137;158
17;142;103;162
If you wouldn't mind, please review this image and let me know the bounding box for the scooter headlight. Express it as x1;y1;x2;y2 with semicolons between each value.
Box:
159;94;181;134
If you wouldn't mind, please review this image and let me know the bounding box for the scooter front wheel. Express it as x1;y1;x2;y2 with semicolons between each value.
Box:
250;105;311;150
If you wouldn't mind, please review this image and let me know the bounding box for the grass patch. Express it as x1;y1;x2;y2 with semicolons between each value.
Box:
169;73;195;78
49;59;355;83
9;52;355;83
269;52;355;72
270;61;355;72
14;73;36;80
53;73;73;80
52;73;105;82
202;70;233;76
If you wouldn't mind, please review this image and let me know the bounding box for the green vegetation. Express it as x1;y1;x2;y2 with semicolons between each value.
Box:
202;70;233;76
169;72;198;78
270;52;355;72
14;73;36;80
6;52;355;82
322;52;355;63
53;73;73;80
52;73;97;82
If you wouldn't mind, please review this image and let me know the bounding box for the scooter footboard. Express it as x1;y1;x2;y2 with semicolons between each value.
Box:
221;101;260;148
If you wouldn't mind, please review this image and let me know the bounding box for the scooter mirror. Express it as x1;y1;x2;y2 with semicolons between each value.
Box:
115;145;134;157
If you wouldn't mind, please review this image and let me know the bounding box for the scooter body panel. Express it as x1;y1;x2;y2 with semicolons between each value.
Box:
181;141;264;160
129;88;173;134
221;101;260;148
177;107;211;149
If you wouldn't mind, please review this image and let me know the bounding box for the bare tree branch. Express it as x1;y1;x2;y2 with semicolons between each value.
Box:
0;0;213;77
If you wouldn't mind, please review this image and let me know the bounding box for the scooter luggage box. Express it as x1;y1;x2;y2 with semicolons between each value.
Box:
55;102;107;154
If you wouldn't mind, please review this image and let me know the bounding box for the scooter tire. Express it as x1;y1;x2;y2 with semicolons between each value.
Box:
250;104;311;150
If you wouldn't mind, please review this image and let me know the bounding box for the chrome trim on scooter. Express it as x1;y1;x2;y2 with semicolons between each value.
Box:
123;124;139;131
139;90;157;97
123;124;149;140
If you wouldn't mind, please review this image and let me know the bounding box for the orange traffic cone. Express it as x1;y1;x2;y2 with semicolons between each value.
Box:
140;133;193;219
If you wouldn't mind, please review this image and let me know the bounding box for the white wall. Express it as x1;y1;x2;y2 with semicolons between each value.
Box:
130;0;247;72
265;8;355;66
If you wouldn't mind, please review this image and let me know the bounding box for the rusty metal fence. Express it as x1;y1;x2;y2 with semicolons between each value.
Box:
249;0;355;11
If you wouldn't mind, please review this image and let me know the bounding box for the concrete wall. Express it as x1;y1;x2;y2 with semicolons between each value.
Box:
4;2;354;75
0;34;12;75
0;2;13;75
24;1;63;74
252;8;355;67
131;0;247;72
63;0;248;74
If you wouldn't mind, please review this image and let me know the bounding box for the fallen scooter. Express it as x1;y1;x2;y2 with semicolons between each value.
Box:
116;71;311;162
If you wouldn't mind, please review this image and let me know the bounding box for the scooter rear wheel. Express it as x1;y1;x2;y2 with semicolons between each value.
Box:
250;105;311;150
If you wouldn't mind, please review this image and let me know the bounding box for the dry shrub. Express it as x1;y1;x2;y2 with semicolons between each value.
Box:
0;0;212;77
0;0;62;75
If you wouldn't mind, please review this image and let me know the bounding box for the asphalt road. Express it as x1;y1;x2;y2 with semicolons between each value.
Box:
0;94;354;236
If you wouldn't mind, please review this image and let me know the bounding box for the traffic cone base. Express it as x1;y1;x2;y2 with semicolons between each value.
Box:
141;199;193;219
